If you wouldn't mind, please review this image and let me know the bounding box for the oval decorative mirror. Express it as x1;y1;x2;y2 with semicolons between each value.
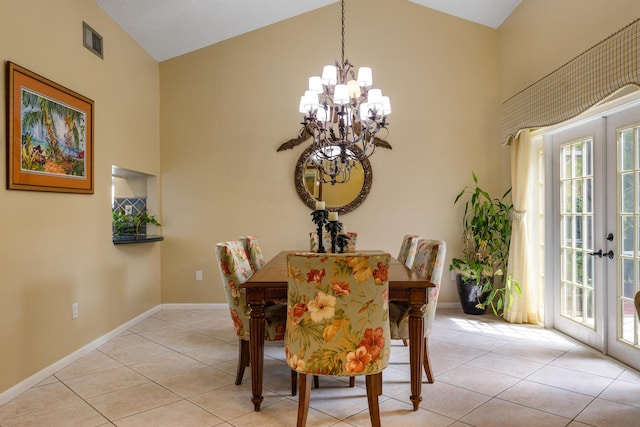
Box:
295;144;372;214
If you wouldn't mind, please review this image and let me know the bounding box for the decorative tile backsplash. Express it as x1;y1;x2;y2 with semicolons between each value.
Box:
113;197;147;235
113;197;147;216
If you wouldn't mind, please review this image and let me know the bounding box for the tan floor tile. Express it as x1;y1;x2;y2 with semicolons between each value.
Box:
599;379;640;408
129;351;207;381
114;400;224;427
497;380;593;418
436;364;519;396
189;383;285;420
86;382;181;421
527;365;614;396
229;398;339;427
182;341;240;365
460;398;571;427
419;381;491;419
97;333;178;365
55;351;123;380
0;382;80;421
155;365;236;398
64;366;149;398
575;398;640;427
466;351;544;378
493;340;565;364
550;347;625;378
0;399;107;427
347;396;454;427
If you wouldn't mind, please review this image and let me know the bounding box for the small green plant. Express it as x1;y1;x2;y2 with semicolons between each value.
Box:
449;172;520;316
112;210;161;236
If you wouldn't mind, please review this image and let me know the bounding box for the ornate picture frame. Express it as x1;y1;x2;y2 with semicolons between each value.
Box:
7;62;94;194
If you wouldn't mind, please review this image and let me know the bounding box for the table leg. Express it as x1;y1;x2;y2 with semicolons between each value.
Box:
248;302;265;411
408;299;425;411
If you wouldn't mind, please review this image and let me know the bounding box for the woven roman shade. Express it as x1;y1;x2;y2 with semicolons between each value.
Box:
501;19;640;144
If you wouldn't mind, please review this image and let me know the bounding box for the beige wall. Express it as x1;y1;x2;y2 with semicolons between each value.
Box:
499;0;640;102
159;0;503;306
0;0;161;395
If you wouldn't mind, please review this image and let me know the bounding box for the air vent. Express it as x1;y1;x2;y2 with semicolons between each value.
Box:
83;22;103;59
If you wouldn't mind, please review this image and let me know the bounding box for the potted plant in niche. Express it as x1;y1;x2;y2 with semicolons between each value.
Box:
449;172;520;316
112;210;161;239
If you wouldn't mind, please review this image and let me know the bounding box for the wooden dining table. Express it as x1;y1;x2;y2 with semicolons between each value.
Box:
240;250;434;412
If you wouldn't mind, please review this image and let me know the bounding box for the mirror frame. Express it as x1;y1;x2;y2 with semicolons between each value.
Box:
294;144;373;214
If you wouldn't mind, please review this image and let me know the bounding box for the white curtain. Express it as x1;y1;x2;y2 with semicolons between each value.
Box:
505;130;540;324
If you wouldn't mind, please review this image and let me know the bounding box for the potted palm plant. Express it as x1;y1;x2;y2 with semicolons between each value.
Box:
449;172;520;316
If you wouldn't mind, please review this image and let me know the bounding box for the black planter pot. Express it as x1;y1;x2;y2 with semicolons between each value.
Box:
456;274;491;315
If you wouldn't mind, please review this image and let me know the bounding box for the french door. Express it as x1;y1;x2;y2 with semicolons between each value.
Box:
547;99;640;370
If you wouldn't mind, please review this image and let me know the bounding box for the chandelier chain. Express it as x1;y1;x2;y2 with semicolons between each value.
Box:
341;0;345;65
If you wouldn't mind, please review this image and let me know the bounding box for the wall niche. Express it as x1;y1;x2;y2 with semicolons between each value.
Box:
111;166;162;244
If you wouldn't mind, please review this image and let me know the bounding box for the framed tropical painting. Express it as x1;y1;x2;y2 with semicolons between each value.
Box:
7;62;94;194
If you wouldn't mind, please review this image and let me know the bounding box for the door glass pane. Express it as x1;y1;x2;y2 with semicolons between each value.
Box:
584;177;593;213
618;127;640;347
585;215;593;250
560;138;595;328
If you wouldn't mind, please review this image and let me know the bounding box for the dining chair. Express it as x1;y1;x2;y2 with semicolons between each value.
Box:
238;235;265;271
389;239;446;383
215;241;296;393
635;291;640;318
397;234;420;268
285;252;391;427
309;231;358;252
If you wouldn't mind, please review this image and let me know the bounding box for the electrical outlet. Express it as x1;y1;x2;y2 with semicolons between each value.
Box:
195;270;203;281
72;303;78;319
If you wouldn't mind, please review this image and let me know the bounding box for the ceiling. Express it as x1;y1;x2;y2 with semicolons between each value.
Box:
95;0;522;62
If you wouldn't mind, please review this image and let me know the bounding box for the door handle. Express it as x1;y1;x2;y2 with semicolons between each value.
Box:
589;249;614;259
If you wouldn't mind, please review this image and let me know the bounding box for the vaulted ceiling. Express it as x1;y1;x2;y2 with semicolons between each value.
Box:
95;0;522;61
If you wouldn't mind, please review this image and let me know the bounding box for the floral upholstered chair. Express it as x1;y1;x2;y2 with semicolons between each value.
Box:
397;234;420;268
215;241;294;391
309;231;358;253
285;252;391;427
389;239;446;383
238;235;265;271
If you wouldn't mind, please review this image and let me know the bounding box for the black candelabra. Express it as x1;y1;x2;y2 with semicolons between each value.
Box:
311;209;328;253
325;220;343;254
336;232;350;253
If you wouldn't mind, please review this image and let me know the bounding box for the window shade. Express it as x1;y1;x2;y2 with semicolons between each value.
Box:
501;19;640;144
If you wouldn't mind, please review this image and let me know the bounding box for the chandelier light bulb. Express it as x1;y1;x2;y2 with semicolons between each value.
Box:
309;76;323;93
333;84;349;105
347;80;361;99
357;67;372;87
322;65;337;86
367;88;383;106
381;96;392;115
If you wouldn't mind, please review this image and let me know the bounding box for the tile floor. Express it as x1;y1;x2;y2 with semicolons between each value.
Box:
1;306;640;426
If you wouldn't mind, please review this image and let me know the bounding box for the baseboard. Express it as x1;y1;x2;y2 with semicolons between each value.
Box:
161;303;225;310
0;305;162;406
437;302;460;309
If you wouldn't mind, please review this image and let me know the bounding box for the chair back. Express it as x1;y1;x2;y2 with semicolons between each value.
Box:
215;241;254;339
309;231;358;253
285;252;391;377
397;234;420;268
411;239;447;336
239;235;265;271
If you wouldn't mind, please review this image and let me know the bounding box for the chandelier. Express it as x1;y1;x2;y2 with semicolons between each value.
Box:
298;0;391;185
